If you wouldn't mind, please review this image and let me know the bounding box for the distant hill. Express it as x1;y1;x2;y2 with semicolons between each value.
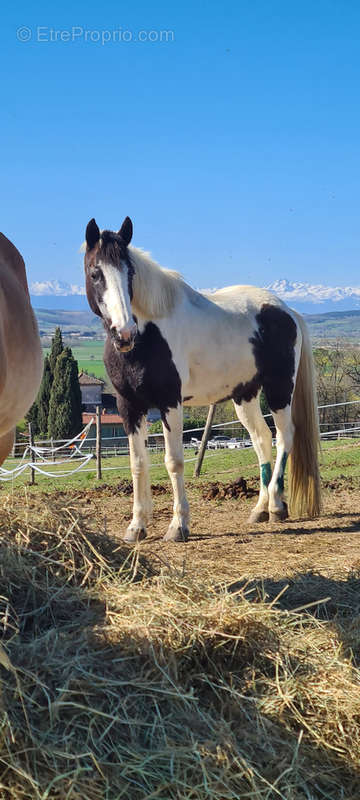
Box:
33;307;103;337
304;309;360;342
31;304;360;344
30;294;90;311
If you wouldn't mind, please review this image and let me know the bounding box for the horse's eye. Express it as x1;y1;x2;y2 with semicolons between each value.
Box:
91;268;102;282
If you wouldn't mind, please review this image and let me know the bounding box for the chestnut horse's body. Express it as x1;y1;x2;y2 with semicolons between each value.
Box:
0;233;42;462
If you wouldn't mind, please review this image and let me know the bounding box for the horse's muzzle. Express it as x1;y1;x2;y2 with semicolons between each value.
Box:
110;322;137;353
113;337;136;353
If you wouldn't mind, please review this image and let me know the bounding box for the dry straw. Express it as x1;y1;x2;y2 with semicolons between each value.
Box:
0;491;359;798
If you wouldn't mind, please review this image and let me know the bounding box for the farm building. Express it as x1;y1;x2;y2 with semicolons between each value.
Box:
79;371;104;408
82;410;127;448
80;371;162;448
80;370;161;419
82;409;163;449
80;372;125;447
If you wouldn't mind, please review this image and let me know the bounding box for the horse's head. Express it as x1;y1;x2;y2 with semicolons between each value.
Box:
84;217;137;353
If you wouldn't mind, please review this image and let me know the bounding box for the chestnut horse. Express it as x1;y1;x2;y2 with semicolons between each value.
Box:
84;217;321;543
0;233;42;463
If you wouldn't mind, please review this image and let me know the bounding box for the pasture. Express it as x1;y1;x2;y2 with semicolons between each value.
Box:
43;340;107;380
0;440;360;798
70;341;107;379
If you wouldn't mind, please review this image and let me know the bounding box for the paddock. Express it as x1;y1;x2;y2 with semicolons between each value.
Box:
66;450;360;584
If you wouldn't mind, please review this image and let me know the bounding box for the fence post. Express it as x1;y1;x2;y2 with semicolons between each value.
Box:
96;406;102;480
28;423;35;485
193;404;216;478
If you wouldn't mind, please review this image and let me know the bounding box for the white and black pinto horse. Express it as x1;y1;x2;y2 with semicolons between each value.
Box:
84;217;321;543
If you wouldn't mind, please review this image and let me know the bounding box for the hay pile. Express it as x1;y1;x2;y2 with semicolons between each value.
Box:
0;492;359;798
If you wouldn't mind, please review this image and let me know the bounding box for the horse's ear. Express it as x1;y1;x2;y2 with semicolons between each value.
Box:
85;218;100;250
118;216;133;246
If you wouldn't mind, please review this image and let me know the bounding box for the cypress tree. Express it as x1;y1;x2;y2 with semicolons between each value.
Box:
49;327;64;376
25;400;40;435
67;351;83;436
37;356;53;435
48;348;82;439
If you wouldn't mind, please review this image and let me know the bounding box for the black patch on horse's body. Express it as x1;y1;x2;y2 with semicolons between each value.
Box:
105;322;182;434
216;374;261;406
232;374;262;405
250;304;297;411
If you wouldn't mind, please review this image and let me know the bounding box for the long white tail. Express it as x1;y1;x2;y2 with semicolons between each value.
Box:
288;312;321;518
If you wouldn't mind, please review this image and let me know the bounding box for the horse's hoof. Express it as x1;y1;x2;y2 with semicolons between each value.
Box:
269;503;288;523
123;527;147;543
248;509;269;523
163;525;189;542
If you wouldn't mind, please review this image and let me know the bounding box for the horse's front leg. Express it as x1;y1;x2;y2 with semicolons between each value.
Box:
162;405;190;542
124;417;152;543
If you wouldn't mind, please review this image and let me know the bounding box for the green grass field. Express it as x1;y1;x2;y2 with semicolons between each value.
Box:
43;340;107;380
2;438;359;493
71;342;106;378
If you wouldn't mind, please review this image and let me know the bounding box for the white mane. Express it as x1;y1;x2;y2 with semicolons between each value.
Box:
129;246;184;318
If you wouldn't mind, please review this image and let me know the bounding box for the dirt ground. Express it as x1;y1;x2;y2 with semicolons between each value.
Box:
61;478;360;586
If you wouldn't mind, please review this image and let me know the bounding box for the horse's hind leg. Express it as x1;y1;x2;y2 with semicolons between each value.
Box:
268;405;294;522
233;396;273;523
162;406;190;542
124;417;152;543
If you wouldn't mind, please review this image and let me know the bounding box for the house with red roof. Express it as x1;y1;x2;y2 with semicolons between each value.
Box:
79;371;125;446
79;371;161;448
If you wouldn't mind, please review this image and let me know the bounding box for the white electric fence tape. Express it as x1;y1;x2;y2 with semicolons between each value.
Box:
0;419;94;481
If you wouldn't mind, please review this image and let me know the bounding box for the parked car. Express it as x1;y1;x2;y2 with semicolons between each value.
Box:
227;438;243;449
190;436;202;448
208;435;230;449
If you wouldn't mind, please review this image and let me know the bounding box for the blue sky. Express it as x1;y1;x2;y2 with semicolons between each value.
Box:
1;0;360;291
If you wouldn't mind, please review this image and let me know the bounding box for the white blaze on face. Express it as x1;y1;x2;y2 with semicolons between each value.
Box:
99;261;133;335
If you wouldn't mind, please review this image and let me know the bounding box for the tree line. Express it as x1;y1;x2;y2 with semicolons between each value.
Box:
26;328;82;439
314;345;360;429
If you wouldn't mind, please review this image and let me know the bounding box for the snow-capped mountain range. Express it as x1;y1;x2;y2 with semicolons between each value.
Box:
31;280;85;296
265;279;360;313
29;278;360;315
30;280;88;310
